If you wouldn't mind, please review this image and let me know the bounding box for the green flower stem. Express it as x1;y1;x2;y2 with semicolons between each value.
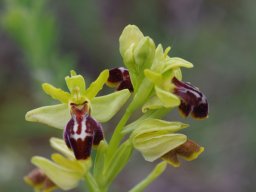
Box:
107;106;133;159
84;172;101;192
129;161;167;192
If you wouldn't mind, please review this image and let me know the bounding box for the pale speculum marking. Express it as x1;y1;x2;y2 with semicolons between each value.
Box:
70;115;93;141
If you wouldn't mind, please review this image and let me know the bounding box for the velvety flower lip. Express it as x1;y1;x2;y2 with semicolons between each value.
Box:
162;139;204;167
107;67;134;92
172;77;208;119
65;102;104;160
24;168;57;192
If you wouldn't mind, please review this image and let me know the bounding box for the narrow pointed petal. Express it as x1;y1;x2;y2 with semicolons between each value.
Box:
25;104;70;129
163;57;193;72
91;89;131;122
32;156;82;190
42;83;70;103
85;69;109;100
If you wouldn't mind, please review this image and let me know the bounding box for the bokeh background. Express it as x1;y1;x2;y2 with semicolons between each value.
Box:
0;0;255;191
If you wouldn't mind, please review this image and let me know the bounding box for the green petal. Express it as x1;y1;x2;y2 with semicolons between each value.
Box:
65;74;86;94
85;69;109;100
155;86;180;108
32;156;82;191
119;24;144;58
142;96;165;112
51;153;89;174
25;104;70;129
91;89;131;122
42;83;70;103
163;57;193;72
144;69;162;86
123;44;138;89
50;137;74;159
134;36;155;71
133;133;187;162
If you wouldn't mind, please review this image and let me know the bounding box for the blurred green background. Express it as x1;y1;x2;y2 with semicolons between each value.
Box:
0;0;255;191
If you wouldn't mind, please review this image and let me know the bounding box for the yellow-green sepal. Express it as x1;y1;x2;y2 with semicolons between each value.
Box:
25;104;69;129
131;119;188;162
91;89;131;122
133;133;187;162
65;73;86;95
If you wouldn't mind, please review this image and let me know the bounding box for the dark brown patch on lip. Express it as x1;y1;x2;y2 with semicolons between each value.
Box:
107;67;134;92
64;109;104;160
172;77;208;119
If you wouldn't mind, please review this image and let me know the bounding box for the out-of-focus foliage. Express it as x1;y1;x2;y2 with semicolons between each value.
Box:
1;0;74;85
0;0;255;191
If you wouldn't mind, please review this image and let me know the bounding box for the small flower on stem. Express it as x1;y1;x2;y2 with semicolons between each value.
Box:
26;70;131;159
162;139;204;167
24;168;57;192
107;67;133;92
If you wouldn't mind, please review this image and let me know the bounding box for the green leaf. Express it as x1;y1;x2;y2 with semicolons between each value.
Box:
85;69;109;100
91;89;131;122
93;141;108;186
129;161;167;192
42;83;70;103
105;140;133;184
32;156;82;191
25;104;70;129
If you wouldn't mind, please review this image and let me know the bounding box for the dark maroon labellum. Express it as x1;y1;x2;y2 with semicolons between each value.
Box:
107;67;134;92
64;102;104;160
172;77;208;119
